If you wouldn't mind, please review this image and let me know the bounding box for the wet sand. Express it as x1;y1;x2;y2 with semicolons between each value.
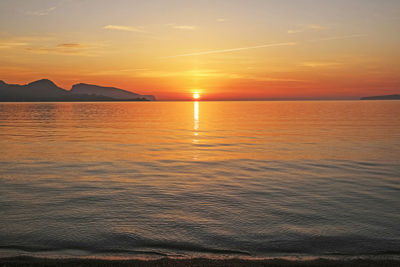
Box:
1;257;399;267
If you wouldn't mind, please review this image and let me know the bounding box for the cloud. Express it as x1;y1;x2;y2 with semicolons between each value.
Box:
102;68;304;83
128;69;241;79
217;18;227;22
57;43;84;48
103;25;145;32
0;35;55;49
249;77;305;82
0;42;29;49
300;61;341;68
307;34;367;42
84;68;304;83
25;47;83;55
88;68;149;76
25;47;76;54
165;23;197;30
172;25;197;30
0;35;108;56
163;42;296;58
288;24;326;34
24;42;106;56
26;6;56;16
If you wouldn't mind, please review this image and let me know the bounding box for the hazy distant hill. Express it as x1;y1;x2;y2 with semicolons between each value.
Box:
361;94;400;100
0;79;155;102
71;83;155;101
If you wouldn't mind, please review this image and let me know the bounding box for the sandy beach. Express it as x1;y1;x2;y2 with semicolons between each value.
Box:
1;257;400;267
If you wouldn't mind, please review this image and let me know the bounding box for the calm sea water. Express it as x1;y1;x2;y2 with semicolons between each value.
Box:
0;101;399;259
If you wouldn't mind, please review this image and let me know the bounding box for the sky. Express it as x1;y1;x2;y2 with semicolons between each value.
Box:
0;0;399;100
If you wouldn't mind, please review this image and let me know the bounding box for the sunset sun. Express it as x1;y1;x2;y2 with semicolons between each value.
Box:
193;93;200;100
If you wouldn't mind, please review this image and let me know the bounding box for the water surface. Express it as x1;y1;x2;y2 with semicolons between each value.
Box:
0;101;399;258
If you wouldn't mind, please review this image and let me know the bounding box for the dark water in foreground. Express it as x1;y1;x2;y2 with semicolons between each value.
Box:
0;101;399;259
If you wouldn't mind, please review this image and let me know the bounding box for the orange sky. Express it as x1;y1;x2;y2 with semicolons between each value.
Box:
0;0;399;100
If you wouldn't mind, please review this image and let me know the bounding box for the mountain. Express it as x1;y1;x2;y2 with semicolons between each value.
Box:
0;79;156;102
23;79;69;98
0;79;67;101
71;83;155;101
361;94;400;100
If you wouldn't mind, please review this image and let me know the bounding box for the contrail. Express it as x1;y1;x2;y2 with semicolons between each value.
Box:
163;42;297;58
162;34;366;58
307;34;367;43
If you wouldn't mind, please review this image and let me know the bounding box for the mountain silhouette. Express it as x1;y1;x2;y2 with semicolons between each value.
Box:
71;83;155;101
361;94;400;100
24;79;69;98
0;79;155;102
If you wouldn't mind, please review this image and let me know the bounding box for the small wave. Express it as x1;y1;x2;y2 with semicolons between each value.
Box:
0;244;250;257
143;242;251;256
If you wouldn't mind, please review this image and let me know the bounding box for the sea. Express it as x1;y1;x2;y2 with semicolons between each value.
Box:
0;101;399;259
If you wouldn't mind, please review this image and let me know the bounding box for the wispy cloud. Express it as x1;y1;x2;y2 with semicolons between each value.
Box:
307;34;367;42
103;25;145;32
136;69;237;78
0;42;29;49
57;43;84;48
288;24;326;34
26;6;56;16
217;18;228;22
166;23;197;30
0;34;110;57
249;76;305;82
100;68;304;83
300;61;341;68
163;42;296;58
172;25;197;30
88;68;149;76
0;35;54;49
24;42;106;56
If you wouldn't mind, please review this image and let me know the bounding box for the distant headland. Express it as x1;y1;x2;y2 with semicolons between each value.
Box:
361;94;400;100
0;79;156;102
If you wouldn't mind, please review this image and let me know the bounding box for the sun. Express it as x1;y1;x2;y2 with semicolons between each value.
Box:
193;93;200;100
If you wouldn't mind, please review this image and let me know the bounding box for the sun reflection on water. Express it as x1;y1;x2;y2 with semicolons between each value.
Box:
192;101;199;150
194;101;199;131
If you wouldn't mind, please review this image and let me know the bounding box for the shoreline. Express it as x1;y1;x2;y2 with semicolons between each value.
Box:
1;256;400;267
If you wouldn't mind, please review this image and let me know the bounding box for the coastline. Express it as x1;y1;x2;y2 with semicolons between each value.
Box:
1;256;400;267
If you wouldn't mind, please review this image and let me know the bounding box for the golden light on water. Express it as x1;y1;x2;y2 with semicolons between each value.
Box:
194;101;199;131
192;101;200;154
